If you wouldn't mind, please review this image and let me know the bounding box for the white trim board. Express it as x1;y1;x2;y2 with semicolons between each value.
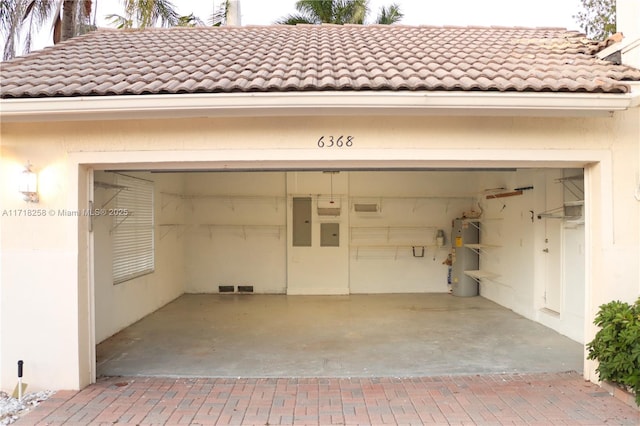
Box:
2;91;639;122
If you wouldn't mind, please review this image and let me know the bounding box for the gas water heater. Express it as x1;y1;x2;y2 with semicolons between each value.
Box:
450;218;479;297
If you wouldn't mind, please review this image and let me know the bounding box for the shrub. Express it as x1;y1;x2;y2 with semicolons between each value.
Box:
586;298;640;406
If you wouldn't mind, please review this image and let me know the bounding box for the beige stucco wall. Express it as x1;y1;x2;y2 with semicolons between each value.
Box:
1;108;638;391
1;133;85;391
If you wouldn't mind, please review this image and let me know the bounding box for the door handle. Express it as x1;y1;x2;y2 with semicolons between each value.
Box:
543;248;549;253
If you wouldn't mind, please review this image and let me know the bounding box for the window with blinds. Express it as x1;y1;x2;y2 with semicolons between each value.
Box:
112;174;154;284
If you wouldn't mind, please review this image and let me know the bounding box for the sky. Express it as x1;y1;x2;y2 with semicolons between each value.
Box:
25;0;584;52
99;0;584;28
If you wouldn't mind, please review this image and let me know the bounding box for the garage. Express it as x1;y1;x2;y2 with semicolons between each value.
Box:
92;167;585;378
1;22;638;392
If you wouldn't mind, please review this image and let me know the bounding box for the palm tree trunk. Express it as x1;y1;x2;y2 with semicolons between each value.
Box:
61;0;76;41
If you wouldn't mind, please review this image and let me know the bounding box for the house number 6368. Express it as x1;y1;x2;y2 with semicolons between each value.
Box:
317;135;354;148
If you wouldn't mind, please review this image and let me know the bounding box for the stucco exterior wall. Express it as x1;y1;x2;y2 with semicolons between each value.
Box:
1;108;638;391
1;133;85;391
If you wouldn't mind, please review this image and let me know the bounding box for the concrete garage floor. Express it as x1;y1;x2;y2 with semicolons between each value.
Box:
96;294;582;378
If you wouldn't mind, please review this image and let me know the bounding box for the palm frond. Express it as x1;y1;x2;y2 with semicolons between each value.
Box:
106;13;132;29
153;0;178;27
209;0;228;26
177;13;205;27
1;0;64;49
119;0;179;28
14;0;59;57
334;0;368;24
375;3;403;25
295;0;333;23
275;13;316;25
279;0;384;25
1;0;19;60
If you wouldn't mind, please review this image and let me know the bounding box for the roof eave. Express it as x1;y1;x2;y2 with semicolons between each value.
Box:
1;91;638;123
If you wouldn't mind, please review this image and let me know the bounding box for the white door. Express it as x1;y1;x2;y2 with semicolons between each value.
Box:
544;219;562;313
286;172;349;295
543;171;563;313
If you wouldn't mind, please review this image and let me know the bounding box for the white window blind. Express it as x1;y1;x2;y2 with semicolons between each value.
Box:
112;174;154;284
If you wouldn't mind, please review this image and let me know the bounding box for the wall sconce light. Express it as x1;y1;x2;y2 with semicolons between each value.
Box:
19;163;39;203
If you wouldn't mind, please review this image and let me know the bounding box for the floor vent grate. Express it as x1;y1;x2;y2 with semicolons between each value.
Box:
218;285;235;293
237;285;254;293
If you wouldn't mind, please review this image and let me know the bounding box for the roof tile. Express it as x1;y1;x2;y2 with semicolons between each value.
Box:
2;25;639;99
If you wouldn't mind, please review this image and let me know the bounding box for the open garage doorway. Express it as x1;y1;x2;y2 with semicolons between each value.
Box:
91;167;585;379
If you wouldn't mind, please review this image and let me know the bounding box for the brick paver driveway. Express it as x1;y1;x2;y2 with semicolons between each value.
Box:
17;372;639;425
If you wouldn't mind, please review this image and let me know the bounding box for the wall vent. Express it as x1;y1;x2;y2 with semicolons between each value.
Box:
237;285;254;293
218;285;234;293
353;203;379;213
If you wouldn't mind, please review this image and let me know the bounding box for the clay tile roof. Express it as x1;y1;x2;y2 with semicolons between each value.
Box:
2;25;640;99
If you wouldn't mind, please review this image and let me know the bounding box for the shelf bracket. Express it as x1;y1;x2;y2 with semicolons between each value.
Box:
109;214;130;234
160;226;172;241
99;187;125;209
161;195;172;211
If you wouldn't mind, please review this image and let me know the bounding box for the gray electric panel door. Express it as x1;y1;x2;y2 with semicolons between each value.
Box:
321;223;340;247
292;197;312;246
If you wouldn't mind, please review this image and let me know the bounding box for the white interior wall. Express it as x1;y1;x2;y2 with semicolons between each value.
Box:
286;171;351;295
475;170;542;318
348;171;480;293
474;169;586;343
180;170;490;295
183;172;287;293
93;171;185;343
